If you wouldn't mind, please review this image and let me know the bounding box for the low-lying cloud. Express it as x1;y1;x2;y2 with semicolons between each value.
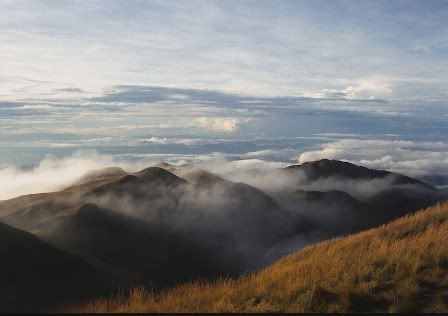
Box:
0;151;288;201
2;138;448;202
0;152;121;200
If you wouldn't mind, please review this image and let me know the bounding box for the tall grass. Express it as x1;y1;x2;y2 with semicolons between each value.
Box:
79;202;448;313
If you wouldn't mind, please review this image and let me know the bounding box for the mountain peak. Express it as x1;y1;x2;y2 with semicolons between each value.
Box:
134;167;186;185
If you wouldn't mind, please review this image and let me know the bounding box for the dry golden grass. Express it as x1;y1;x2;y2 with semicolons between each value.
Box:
78;202;448;313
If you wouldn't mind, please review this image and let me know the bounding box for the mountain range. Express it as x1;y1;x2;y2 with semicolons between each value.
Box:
1;159;447;312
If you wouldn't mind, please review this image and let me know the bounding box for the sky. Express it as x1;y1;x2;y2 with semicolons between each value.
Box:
1;0;448;186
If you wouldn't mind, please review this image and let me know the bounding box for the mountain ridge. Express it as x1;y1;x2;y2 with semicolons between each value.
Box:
1;159;447;312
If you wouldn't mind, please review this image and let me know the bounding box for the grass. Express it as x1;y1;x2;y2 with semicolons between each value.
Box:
78;202;448;313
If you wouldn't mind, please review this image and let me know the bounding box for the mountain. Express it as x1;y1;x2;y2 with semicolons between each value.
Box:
79;202;448;313
282;159;443;224
285;159;434;189
281;189;372;233
37;203;225;288
1;159;447;312
0;222;114;312
0;166;297;292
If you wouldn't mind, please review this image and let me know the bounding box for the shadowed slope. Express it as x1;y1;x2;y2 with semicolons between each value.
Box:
80;202;448;313
37;203;226;288
0;222;114;312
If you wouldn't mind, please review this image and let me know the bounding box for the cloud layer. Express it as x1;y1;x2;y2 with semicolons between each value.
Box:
3;138;448;201
2;1;448;100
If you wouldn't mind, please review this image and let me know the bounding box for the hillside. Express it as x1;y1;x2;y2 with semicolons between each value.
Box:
80;202;448;313
0;222;115;312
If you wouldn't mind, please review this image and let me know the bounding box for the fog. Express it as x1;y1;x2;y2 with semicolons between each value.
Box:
0;151;147;200
0;152;113;200
0;151;291;201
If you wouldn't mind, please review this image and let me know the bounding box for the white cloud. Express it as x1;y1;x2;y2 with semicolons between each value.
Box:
239;149;297;161
19;104;53;110
0;151;116;200
304;77;393;100
343;78;392;99
139;137;205;146
298;139;448;179
194;117;251;132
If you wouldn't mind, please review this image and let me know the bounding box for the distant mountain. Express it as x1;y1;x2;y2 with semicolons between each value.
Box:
285;159;434;189
282;159;442;224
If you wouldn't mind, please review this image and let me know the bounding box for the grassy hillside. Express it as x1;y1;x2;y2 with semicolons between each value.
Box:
79;202;448;313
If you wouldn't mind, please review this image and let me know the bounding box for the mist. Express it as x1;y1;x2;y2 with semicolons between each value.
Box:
0;151;292;201
0;152;117;200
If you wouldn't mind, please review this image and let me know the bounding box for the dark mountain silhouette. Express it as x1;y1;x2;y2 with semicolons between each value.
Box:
275;189;373;238
38;203;228;288
0;222;114;312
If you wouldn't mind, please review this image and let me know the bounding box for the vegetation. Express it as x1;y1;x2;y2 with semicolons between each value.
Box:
78;202;448;313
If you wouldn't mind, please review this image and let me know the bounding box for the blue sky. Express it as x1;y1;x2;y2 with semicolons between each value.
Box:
0;0;448;183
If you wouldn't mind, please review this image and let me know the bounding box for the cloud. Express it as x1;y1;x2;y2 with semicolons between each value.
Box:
19;105;53;110
303;77;392;100
238;149;297;161
2;1;447;101
194;117;251;132
0;152;117;200
139;137;206;146
298;139;448;180
0;150;287;200
343;78;392;99
2;140;447;203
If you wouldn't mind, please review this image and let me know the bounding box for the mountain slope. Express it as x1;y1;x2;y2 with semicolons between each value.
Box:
37;203;234;288
80;202;448;313
0;222;115;312
283;159;443;224
0;166;297;289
